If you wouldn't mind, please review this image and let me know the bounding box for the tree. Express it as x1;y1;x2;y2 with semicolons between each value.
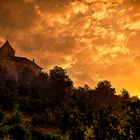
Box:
93;81;116;105
49;66;73;103
0;110;31;140
9;125;31;140
49;66;73;90
121;88;130;100
95;80;116;96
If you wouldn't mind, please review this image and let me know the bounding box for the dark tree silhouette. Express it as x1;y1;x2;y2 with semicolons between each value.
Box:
0;65;139;139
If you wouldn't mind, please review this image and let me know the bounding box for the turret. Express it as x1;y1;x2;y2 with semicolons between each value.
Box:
0;40;15;57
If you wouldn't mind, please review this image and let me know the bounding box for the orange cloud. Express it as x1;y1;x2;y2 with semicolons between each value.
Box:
0;0;140;96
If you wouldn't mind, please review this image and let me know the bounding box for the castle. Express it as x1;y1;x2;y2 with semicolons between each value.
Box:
0;40;42;80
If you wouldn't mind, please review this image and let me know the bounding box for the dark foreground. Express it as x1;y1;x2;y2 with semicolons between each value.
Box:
0;66;139;140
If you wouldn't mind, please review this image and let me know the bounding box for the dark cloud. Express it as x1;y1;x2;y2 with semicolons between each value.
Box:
34;0;75;13
126;0;140;4
0;0;39;32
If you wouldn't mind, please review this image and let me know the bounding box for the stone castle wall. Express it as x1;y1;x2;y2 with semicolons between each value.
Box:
0;56;42;81
0;41;42;80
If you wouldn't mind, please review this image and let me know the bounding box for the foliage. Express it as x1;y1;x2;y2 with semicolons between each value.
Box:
0;110;31;139
0;65;139;139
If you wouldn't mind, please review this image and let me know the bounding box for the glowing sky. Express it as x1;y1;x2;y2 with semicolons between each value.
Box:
0;0;140;96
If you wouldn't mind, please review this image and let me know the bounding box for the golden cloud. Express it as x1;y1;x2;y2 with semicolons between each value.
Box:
0;0;140;96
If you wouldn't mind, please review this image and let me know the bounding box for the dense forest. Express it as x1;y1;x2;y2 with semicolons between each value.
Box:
0;65;139;140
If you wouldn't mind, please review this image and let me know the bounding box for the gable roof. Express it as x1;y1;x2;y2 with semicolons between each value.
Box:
0;40;15;52
0;41;42;70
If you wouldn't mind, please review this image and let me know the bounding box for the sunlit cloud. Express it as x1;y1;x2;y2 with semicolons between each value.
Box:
0;0;140;96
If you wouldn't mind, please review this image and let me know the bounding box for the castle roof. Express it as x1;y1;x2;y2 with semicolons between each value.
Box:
0;40;15;52
0;40;42;70
2;56;42;70
14;57;42;69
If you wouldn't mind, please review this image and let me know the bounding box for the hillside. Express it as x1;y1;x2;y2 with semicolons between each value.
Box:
0;65;139;140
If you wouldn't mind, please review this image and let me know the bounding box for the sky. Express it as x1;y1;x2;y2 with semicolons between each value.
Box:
0;0;140;96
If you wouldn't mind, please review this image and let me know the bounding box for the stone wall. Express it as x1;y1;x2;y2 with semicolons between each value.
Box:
0;56;42;81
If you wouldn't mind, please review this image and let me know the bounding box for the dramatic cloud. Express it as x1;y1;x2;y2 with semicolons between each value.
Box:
0;0;39;32
0;0;140;96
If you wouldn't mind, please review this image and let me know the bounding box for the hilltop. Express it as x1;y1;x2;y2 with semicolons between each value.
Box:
0;42;139;139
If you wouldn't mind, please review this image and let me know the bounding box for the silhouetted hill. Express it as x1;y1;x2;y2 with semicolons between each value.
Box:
0;64;139;139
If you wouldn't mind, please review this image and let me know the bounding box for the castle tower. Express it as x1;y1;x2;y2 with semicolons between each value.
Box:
0;40;42;80
0;40;15;57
